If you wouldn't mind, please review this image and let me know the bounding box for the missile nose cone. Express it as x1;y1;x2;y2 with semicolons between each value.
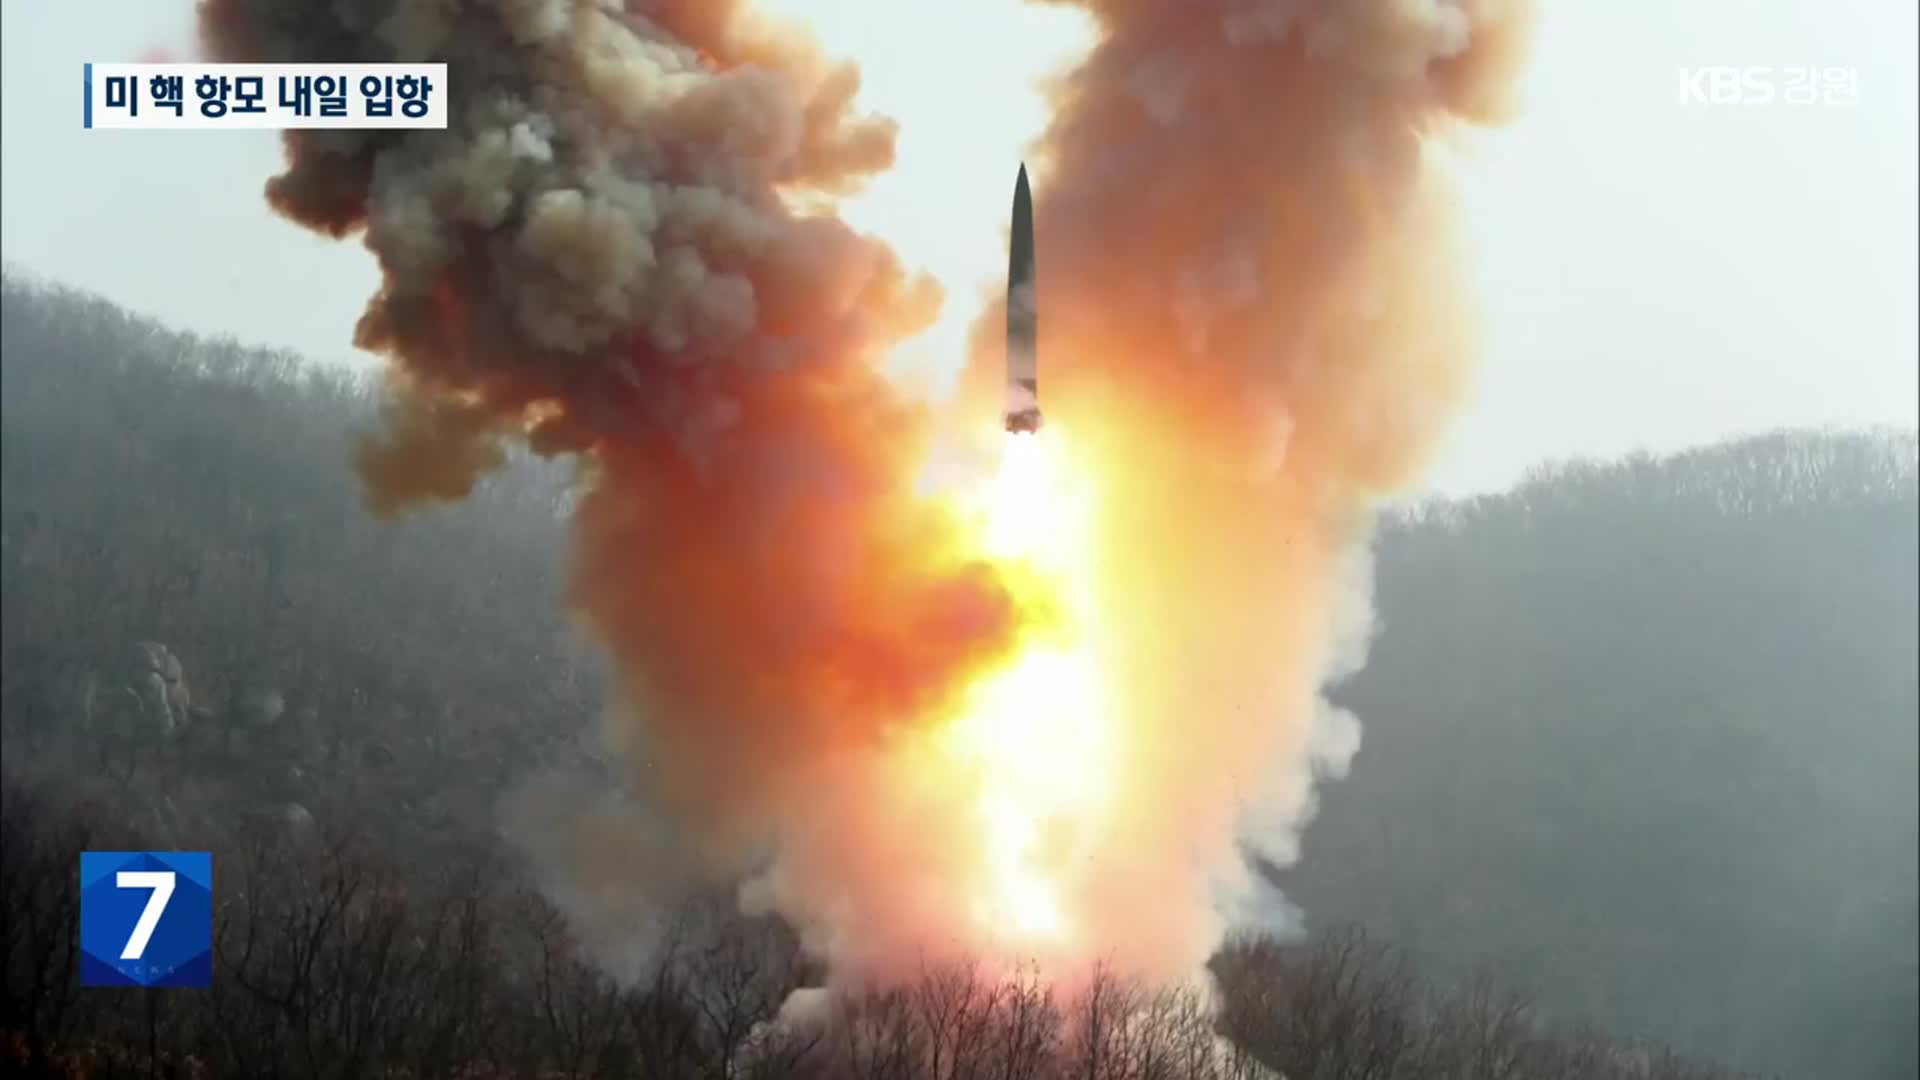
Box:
1009;165;1035;284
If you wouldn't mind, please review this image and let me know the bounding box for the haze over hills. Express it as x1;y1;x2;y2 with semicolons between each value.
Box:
2;273;1914;1078
1294;428;1918;1079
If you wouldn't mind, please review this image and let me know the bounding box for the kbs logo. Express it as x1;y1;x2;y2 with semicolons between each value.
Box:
79;851;212;988
1678;67;1861;107
1678;67;1775;105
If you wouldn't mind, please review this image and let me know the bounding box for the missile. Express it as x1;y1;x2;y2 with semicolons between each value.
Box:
1004;162;1043;434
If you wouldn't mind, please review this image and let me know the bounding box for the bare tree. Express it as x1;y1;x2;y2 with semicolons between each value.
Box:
517;889;627;1079
1423;974;1535;1080
0;779;97;1074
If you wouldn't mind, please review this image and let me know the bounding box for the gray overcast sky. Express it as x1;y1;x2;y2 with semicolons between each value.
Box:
3;1;1915;496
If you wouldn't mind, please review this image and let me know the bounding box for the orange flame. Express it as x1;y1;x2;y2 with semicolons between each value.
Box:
934;426;1117;965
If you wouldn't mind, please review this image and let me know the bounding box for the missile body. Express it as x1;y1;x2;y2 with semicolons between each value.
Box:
1004;163;1043;434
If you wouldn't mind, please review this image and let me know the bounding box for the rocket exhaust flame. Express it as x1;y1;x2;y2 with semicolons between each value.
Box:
946;428;1105;954
199;0;1538;1003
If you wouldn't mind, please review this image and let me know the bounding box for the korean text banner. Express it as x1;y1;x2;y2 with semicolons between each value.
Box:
84;63;448;130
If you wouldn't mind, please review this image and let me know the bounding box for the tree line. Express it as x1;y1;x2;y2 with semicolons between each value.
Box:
3;773;1768;1079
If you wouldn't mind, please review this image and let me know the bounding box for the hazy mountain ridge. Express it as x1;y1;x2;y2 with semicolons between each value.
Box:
3;274;1912;1078
1308;421;1916;1078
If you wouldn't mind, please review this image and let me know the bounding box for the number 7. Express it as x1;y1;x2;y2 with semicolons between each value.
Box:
116;870;176;961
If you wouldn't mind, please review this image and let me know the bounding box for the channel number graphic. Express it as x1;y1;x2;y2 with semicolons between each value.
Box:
79;851;213;988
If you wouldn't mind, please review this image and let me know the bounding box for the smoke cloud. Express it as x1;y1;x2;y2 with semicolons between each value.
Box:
200;0;1536;998
947;0;1539;981
199;0;1032;960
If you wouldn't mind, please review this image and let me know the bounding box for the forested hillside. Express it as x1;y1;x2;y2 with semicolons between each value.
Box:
1;273;604;862
4;273;1912;1077
1287;431;1918;1079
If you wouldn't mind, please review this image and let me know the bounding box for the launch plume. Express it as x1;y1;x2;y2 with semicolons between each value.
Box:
200;0;1537;999
197;0;1028;949
947;0;1540;983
